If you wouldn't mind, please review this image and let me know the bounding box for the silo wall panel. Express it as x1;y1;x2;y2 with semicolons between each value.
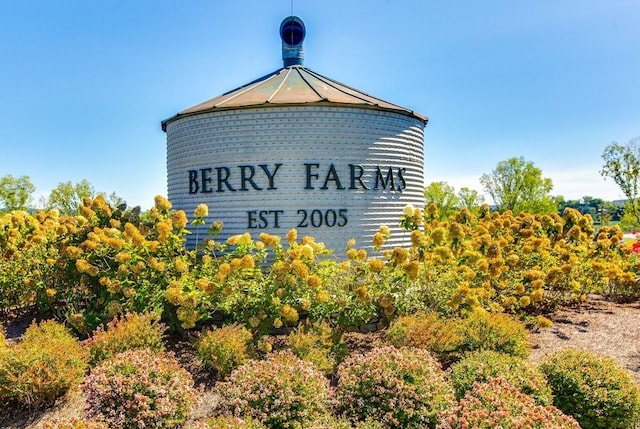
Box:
165;105;425;253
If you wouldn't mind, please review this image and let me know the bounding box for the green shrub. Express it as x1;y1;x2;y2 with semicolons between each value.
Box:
387;311;529;365
0;319;88;405
448;350;552;405
540;349;640;429
288;321;346;376
87;312;166;365
456;310;529;358
82;348;198;429
437;376;581;429
216;350;333;428
336;346;455;428
196;323;253;378
386;312;463;363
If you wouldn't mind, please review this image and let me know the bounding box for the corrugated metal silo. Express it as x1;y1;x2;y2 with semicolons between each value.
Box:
162;16;427;253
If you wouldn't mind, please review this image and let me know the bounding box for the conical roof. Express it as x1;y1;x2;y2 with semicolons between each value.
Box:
161;65;426;131
162;16;426;131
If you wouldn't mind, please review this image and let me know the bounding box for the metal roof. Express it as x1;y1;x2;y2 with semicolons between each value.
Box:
161;65;427;131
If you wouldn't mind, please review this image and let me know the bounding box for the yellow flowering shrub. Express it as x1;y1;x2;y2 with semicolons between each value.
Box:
0;197;637;338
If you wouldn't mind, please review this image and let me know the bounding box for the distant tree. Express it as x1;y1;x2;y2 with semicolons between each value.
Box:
424;181;461;221
480;157;556;214
457;187;485;215
0;174;36;212
601;137;640;227
45;179;96;215
106;191;127;209
557;196;622;225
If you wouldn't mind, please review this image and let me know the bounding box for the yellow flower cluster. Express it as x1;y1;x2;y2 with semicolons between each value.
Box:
286;228;298;244
194;203;208;218
154;195;172;212
259;232;281;247
368;258;386;273
279;304;299;324
172;211;188;229
225;232;249;246
306;274;322;289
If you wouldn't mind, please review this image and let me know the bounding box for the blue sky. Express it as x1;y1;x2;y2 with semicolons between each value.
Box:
1;1;638;209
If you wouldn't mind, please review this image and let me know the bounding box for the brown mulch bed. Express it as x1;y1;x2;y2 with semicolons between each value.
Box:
1;294;639;428
529;294;640;384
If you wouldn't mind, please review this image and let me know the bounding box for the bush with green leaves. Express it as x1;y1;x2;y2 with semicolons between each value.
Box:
196;323;253;378
216;350;333;428
386;312;463;364
540;349;640;429
456;310;529;358
0;319;88;405
386;310;529;365
336;346;455;428
288;320;346;376
436;376;581;429
86;312;166;365
448;350;552;405
82;348;198;429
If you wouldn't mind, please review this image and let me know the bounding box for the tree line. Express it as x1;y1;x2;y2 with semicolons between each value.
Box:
426;136;640;230
0;177;125;215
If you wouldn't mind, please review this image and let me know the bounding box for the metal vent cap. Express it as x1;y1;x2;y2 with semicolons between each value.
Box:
280;16;305;67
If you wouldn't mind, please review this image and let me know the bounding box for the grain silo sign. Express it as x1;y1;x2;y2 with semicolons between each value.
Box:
185;162;408;229
162;16;427;251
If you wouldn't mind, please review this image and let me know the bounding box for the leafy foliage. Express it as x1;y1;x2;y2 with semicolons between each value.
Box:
540;349;640;429
386;310;529;365
386;312;463;363
1;196;638;336
82;348;198;429
436;376;581;429
0;320;88;405
0;174;35;212
87;312;166;365
196;323;253;378
424;181;460;221
45;179;96;215
480;156;557;214
448;350;551;404
288;320;347;376
601;137;640;226
216;350;333;428
455;310;529;357
336;346;455;428
1;195;639;426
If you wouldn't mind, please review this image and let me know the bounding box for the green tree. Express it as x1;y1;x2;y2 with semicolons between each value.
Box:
424;181;460;220
45;179;96;215
106;191;127;209
601;137;640;227
457;187;485;215
480;157;556;214
0;174;36;212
